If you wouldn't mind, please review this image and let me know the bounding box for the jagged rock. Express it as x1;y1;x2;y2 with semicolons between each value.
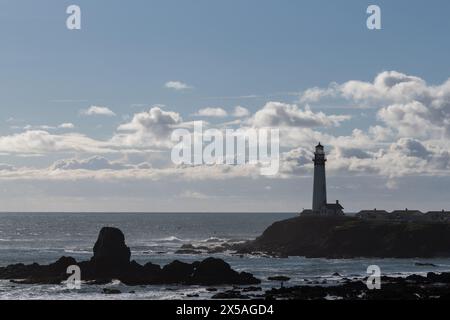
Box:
90;227;131;277
161;260;195;283
0;257;76;284
189;257;260;285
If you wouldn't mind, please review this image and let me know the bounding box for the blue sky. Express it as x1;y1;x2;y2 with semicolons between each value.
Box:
0;1;449;212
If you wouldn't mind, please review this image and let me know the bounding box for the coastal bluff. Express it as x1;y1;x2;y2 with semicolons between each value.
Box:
236;215;450;258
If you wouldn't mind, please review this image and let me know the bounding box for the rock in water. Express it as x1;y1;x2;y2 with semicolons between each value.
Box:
90;227;131;276
0;227;261;286
161;260;195;283
190;257;260;285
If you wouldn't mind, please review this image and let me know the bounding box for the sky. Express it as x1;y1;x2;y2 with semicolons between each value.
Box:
0;0;450;212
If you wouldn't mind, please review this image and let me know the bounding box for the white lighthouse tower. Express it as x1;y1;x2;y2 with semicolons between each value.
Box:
300;143;344;216
313;143;327;212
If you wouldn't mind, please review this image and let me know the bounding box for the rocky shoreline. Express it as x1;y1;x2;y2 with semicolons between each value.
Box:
234;215;450;258
207;272;450;300
262;272;450;300
0;227;260;286
2;225;450;300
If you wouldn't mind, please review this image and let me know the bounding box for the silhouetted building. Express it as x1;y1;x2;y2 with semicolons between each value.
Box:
426;210;450;222
355;209;450;222
356;209;389;220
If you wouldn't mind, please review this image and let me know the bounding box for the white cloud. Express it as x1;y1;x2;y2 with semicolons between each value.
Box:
164;81;192;91
232;106;250;118
0;163;15;171
51;156;131;171
112;106;183;148
58;123;75;129
179;190;209;199
19;123;76;131
0;130;113;155
250;102;351;128
298;71;450;139
194;107;228;118
81;106;116;117
1;71;449;187
299;84;339;103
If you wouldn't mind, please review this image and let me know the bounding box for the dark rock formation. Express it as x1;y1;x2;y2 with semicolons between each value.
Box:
103;288;121;295
189;257;259;285
212;290;250;300
262;273;450;300
236;216;450;258
0;227;260;287
91;227;131;277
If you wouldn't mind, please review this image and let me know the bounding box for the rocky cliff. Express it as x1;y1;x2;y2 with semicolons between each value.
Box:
237;215;450;258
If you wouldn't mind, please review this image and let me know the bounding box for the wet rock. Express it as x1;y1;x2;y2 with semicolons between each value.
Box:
189;257;260;285
415;262;437;267
212;290;250;300
242;286;262;292
427;272;450;283
90;227;131;277
406;274;428;283
102;288;121;295
1;257;76;285
161;260;195;283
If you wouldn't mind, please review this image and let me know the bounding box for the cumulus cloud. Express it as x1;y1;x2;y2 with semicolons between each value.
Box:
81;106;116;117
112;107;183;148
165;81;192;91
299;71;450;139
51;156;131;171
232;106;251;118
2;71;449;187
250;102;351;128
299;84;339;103
194;107;228;118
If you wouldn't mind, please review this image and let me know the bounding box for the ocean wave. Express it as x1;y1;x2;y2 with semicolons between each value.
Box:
64;249;92;255
152;236;185;243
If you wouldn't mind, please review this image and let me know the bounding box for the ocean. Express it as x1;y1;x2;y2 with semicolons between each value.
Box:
1;212;450;300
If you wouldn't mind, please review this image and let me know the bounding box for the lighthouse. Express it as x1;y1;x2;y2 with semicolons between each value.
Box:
312;143;327;212
300;143;344;216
